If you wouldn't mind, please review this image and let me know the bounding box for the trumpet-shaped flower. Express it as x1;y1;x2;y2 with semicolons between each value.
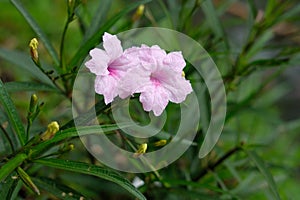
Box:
86;33;193;116
119;45;193;116
85;32;135;104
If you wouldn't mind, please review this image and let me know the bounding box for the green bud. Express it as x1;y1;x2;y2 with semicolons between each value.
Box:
59;143;75;153
29;94;38;113
17;167;40;195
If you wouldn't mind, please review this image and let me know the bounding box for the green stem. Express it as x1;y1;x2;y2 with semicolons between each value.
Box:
59;17;74;99
59;19;70;73
26;118;31;142
0;123;15;152
118;130;162;182
32;59;65;95
0;153;27;182
192;145;243;181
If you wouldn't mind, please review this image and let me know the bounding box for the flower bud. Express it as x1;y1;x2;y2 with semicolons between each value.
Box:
29;38;39;63
133;143;147;158
68;143;75;151
154;140;167;147
40;121;59;141
29;94;38;113
60;143;75;153
132;5;145;21
17;167;40;195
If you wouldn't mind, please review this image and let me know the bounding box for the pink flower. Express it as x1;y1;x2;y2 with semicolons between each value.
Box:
86;33;193;116
85;32;135;104
119;45;193;116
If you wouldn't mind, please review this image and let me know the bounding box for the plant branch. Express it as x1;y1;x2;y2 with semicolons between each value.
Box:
192;145;243;181
0;123;15;152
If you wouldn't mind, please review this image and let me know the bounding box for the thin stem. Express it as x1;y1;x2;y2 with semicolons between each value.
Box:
192;145;243;181
32;60;66;95
0;123;15;152
117;130;162;181
59;19;70;73
26;119;31;142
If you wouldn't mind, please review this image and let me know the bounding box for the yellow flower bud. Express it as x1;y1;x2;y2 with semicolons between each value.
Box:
133;143;147;158
69;144;75;151
132;5;145;21
154;140;167;147
29;38;39;63
136;5;145;16
40;121;59;141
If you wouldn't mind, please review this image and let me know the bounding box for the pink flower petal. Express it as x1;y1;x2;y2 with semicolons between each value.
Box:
163;51;186;72
139;85;170;116
133;45;167;72
94;75;119;104
103;32;123;61
149;45;167;58
86;48;110;76
118;67;151;99
162;75;193;103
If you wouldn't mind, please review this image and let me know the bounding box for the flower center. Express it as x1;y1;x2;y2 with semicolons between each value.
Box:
108;67;118;77
150;75;161;87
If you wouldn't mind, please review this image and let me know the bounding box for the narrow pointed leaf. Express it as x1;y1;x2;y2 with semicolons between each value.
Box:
0;48;53;85
245;150;281;200
0;173;19;200
0;153;27;182
34;158;146;200
30;124;130;158
0;79;26;146
5;81;58;93
10;0;60;68
16;167;40;195
201;0;227;45
82;0;112;42
33;177;85;200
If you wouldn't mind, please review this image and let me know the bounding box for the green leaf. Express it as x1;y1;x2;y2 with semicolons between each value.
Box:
247;0;258;19
163;179;232;194
69;0;152;68
61;100;108;130
248;58;289;69
10;0;60;68
0;153;27;182
34;158;146;200
201;0;227;44
245;150;281;200
4;81;58;93
277;2;300;22
0;79;26;146
17;167;40;195
0;48;53;85
82;0;112;42
245;30;273;60
0;172;19;200
33;177;87;200
264;0;277;19
30;124;130;158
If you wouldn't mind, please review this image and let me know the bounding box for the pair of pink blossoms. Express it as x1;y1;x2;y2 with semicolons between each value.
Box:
85;33;193;116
